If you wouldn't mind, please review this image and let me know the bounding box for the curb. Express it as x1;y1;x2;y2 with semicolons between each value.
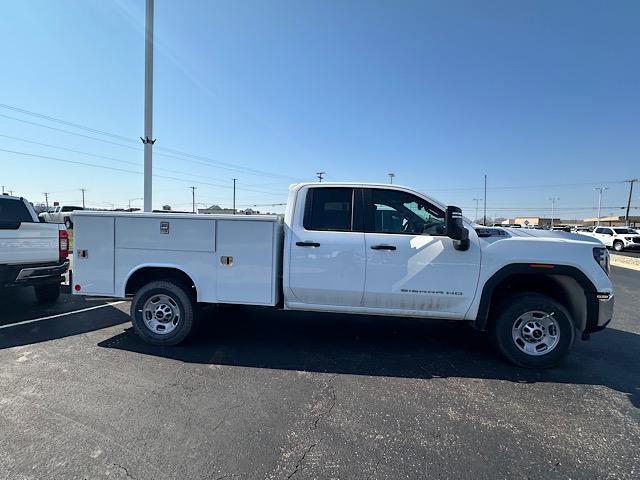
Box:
610;253;640;271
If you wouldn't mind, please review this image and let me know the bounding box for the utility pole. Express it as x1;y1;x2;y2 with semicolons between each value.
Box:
473;198;483;222
549;197;559;228
190;186;197;213
1;186;4;194
80;188;86;208
316;172;326;183
141;0;155;212
595;187;608;227
233;178;237;214
624;179;638;225
43;192;50;208
8;190;13;196
483;174;487;226
388;172;395;184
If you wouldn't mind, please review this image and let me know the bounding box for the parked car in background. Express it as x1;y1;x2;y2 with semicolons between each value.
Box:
72;182;614;368
551;226;572;232
39;205;84;229
578;226;640;252
0;195;69;303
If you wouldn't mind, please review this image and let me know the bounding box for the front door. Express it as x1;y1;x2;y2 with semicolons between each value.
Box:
362;188;480;318
288;187;366;307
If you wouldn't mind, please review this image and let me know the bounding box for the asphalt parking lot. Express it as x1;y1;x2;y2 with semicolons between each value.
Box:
1;268;639;480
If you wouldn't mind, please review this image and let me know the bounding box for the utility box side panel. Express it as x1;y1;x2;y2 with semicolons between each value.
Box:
114;249;217;301
115;216;216;252
216;220;277;305
73;215;115;296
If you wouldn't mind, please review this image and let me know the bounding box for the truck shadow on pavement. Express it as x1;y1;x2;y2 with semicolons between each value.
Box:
98;304;640;408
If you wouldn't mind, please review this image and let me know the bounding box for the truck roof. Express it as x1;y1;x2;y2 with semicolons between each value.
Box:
289;182;447;210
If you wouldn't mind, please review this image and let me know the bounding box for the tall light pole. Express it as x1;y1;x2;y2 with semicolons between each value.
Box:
595;187;608;227
483;174;487;226
43;192;50;208
233;178;237;214
473;198;483;222
624;179;638;226
1;186;4;194
190;186;197;213
388;172;395;184
549;197;559;228
80;188;86;208
316;172;325;182
141;0;155;212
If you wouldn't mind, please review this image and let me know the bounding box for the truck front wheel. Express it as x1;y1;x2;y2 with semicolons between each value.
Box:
131;280;195;346
491;293;575;368
613;240;624;252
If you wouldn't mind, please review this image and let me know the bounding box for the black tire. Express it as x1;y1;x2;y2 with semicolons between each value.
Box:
613;241;624;252
34;283;61;303
130;280;195;346
491;293;575;368
64;218;73;230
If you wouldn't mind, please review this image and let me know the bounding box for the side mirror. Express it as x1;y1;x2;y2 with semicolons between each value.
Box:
445;206;469;251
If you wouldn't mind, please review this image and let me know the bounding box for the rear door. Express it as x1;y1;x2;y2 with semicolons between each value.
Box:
362;188;480;318
288;187;366;307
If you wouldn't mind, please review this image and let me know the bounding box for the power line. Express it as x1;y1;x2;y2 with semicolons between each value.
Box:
0;106;302;181
0;104;137;143
0;147;284;196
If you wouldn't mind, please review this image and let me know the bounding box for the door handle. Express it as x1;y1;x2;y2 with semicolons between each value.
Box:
296;241;320;247
370;244;396;251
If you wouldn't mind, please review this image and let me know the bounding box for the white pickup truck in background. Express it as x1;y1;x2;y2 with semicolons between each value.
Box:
578;226;640;252
0;195;69;303
72;183;614;368
39;205;84;229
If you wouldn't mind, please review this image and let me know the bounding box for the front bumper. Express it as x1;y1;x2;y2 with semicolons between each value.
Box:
584;292;614;334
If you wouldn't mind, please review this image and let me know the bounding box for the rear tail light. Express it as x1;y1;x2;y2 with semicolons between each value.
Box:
593;247;609;276
59;229;69;261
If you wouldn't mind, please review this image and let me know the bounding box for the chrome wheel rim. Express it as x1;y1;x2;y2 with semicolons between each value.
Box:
141;294;180;335
512;310;560;356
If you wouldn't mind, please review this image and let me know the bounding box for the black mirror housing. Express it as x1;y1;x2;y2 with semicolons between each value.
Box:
445;206;470;251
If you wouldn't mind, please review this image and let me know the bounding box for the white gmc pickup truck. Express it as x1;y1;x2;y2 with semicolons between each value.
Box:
578;226;640;252
72;183;614;368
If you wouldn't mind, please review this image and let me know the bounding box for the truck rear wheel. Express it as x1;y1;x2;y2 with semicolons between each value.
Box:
491;293;574;368
131;280;195;346
34;283;61;303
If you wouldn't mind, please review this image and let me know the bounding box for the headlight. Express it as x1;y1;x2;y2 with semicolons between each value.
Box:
593;247;610;276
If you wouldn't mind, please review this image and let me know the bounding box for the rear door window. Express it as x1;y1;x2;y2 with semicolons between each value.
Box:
0;199;34;222
303;188;354;231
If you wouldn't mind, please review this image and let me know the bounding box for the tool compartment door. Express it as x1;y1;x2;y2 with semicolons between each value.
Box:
216;219;276;305
73;215;115;295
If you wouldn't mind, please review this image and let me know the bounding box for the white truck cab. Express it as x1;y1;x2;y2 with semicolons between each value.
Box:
72;183;614;368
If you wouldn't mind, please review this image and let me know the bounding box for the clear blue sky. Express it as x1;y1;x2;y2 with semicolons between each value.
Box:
1;0;638;219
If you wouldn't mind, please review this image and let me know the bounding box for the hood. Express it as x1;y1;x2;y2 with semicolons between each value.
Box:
476;226;603;246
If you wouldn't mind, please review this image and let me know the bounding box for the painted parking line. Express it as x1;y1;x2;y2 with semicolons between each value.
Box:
0;301;126;331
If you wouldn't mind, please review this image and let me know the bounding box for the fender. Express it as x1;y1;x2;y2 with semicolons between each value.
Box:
121;263;199;300
474;263;598;331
